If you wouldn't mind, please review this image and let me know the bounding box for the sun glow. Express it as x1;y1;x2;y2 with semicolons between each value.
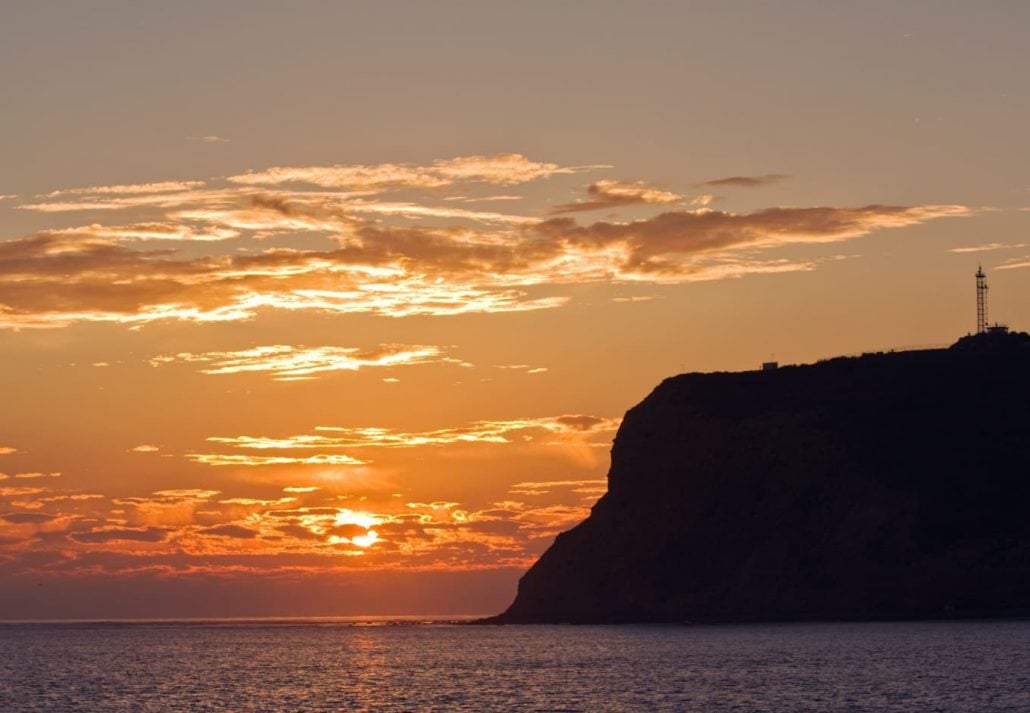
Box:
334;509;382;530
330;509;382;549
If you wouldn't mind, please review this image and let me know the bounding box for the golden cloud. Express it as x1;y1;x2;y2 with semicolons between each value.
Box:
51;223;239;242
185;453;366;467
70;527;170;544
150;344;460;381
200;524;260;539
204;415;620;452
0;487;45;497
508;479;607;496
0;480;606;572
551;180;682;214
41;180;206;198
227;153;591;190
0;156;970;330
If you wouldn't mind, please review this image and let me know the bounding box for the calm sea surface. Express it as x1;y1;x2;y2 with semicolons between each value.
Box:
1;619;1028;712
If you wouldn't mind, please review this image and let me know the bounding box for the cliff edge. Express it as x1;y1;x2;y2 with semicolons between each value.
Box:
490;331;1030;623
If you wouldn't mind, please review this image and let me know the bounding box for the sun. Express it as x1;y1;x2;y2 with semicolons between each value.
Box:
328;508;383;549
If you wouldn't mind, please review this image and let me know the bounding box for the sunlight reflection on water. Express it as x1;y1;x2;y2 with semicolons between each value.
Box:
1;620;1028;712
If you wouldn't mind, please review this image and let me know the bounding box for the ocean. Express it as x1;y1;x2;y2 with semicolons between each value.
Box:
1;619;1028;711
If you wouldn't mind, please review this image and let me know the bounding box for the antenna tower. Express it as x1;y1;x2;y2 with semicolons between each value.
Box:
975;265;988;334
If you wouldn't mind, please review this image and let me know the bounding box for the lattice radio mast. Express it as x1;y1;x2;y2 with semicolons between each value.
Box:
976;265;988;334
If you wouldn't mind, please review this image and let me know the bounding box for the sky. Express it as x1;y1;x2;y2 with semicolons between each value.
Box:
1;1;1028;619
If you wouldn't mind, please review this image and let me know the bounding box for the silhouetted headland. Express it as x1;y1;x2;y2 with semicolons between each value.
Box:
486;331;1030;624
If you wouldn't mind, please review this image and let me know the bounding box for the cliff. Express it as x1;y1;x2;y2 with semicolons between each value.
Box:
491;331;1030;623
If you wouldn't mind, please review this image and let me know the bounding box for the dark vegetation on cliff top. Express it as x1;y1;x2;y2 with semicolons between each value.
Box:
489;330;1030;623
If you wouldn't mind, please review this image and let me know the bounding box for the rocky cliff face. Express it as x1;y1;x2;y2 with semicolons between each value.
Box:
492;332;1030;623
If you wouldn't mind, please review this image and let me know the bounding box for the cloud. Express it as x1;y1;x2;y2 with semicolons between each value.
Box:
70;527;170;544
327;523;371;540
18;186;255;213
200;135;230;143
532;204;969;278
218;497;296;506
0;228;568;328
51;223;239;242
1;512;59;524
0;447;15;455
997;257;1030;271
12;472;60;479
185;454;366;467
32;493;104;504
696;174;790;188
131;445;160;453
41;181;205;199
551;180;682;214
0;487;45;497
107;490;220;527
0;155;969;330
949;242;1025;253
228;154;596;191
150;344;459;381
151;489;220;500
200;524;260;539
508;479;607;496
0;479;612;573
550;415;611;431
204;415;620;452
611;295;658;303
494;364;548;374
333;199;536;226
444;194;523;203
432;154;604;184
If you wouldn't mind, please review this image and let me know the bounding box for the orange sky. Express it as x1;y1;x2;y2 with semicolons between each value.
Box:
1;2;1028;618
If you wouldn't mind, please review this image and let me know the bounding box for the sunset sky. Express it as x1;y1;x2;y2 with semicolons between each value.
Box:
1;2;1028;619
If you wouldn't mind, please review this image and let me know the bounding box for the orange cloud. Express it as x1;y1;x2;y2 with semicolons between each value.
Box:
0;157;969;330
200;524;260;539
151;344;460;381
51;223;239;242
70;527;170;544
41;180;205;198
228;153;593;190
508;479;607;496
185;454;366;467
533;204;969;278
0;487;45;497
0;479;604;574
205;415;620;451
551;180;682;214
2;512;59;524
